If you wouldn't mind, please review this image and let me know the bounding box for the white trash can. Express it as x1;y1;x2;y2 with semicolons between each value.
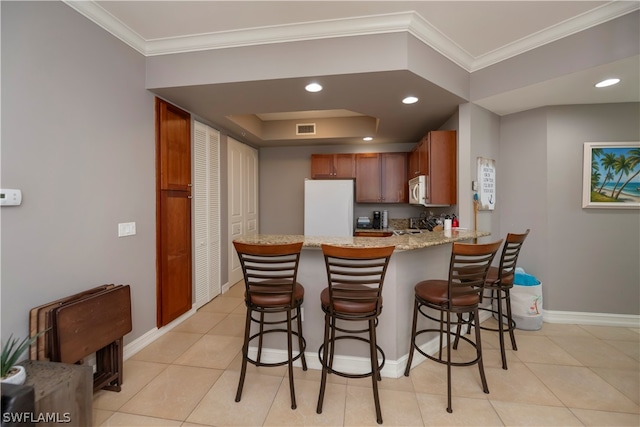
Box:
510;269;543;330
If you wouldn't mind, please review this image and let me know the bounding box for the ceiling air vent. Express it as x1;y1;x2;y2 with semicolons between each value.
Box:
296;123;316;135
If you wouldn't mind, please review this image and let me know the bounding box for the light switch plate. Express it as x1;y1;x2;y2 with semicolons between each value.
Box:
118;222;136;237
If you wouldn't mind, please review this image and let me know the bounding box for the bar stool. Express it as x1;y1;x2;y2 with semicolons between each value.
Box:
316;244;395;425
477;229;529;370
233;241;307;410
404;240;502;413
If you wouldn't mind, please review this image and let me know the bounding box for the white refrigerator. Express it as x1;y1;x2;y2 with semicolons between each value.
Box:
304;179;354;237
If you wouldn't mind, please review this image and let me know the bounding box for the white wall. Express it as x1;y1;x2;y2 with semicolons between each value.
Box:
1;2;157;341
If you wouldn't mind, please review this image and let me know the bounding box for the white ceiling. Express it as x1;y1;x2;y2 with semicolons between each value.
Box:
67;1;639;146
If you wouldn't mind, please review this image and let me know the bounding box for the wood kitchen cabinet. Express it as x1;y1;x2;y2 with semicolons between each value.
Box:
156;98;192;327
158;103;191;191
411;130;457;205
408;138;429;179
355;152;408;203
310;153;355;178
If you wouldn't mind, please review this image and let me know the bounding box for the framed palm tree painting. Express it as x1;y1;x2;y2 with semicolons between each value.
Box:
583;142;640;209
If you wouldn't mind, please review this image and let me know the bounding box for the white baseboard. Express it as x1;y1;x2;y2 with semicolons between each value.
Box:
542;309;640;327
244;346;412;379
123;307;197;360
121;308;639;372
123;282;232;360
221;281;231;294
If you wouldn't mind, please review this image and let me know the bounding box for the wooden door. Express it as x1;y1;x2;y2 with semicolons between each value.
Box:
159;105;191;191
408;146;420;179
311;154;355;179
334;154;355;178
156;99;192;327
355;153;381;202
381;152;408;203
428;130;457;205
310;154;335;178
419;137;429;176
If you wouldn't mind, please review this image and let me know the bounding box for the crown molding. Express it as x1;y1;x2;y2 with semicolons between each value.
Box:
63;0;147;55
145;11;420;56
64;1;639;73
471;1;640;71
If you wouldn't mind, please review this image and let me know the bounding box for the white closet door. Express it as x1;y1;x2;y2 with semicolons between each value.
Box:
228;137;259;287
194;121;221;308
244;145;259;237
208;127;221;300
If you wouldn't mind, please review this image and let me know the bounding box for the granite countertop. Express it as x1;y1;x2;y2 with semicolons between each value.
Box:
233;229;490;251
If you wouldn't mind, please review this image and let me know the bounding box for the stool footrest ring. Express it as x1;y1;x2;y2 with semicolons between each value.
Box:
410;329;481;367
245;328;306;368
318;335;385;378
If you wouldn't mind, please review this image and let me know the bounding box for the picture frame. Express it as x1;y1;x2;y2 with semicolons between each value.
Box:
477;157;496;211
583;142;640;209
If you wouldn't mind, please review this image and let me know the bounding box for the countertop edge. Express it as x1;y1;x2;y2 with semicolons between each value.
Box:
233;229;491;251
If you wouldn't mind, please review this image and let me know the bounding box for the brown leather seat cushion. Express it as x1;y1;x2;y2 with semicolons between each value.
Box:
485;266;514;288
414;280;479;306
320;286;380;314
248;282;304;307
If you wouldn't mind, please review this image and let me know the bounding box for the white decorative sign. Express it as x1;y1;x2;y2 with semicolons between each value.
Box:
477;157;496;210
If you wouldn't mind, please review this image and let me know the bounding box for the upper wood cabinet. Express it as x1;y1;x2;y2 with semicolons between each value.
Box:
310;154;355;179
408;137;429;179
157;101;191;191
355;152;408;203
416;130;457;205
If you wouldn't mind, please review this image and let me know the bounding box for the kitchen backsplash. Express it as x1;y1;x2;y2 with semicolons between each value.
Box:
388;218;409;229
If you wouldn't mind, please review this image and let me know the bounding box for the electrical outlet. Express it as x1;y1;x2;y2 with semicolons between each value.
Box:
472;181;478;191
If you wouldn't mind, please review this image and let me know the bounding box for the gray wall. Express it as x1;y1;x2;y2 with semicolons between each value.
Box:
1;2;157;341
261;102;640;317
500;103;640;314
2;2;637;350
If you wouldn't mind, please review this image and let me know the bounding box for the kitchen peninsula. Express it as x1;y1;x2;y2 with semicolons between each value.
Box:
233;229;490;378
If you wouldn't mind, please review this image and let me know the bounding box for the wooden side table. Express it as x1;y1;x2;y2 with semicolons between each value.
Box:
19;360;92;427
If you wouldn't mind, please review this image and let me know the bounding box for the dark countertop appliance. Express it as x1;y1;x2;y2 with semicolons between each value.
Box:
372;211;381;229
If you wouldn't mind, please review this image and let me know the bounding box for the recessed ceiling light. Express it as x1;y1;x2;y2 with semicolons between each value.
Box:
402;96;418;104
305;83;323;92
363;137;373;141
595;78;620;88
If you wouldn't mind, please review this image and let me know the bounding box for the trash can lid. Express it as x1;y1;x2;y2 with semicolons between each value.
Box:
514;271;540;286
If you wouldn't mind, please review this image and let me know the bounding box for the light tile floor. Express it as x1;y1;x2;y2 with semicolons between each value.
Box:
93;282;640;426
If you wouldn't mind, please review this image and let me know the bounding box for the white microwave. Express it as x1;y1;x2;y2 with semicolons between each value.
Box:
409;175;450;207
409;175;428;206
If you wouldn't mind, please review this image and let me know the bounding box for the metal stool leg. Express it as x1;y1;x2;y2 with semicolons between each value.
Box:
316;313;331;414
370;318;383;424
286;312;297;409
235;307;252;402
404;299;419;376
